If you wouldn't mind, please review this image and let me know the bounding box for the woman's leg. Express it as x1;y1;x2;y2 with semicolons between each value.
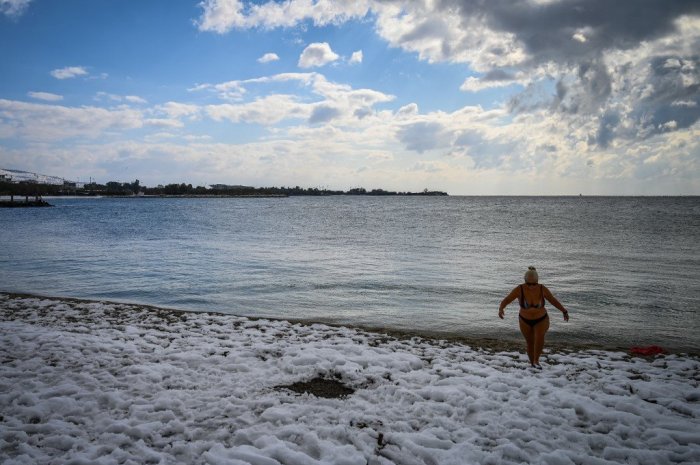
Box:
532;316;550;365
518;318;535;365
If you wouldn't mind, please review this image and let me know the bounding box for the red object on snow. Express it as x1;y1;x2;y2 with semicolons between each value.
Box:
630;345;667;356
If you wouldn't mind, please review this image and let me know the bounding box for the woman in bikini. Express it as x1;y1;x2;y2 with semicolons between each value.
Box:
498;266;569;369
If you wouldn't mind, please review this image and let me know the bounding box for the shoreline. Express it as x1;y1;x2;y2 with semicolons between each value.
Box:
1;291;698;464
0;291;688;356
0;199;53;208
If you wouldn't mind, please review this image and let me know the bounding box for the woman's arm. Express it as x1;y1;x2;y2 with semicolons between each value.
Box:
543;285;569;321
498;287;520;319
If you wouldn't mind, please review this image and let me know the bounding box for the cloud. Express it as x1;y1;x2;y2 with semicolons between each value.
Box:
181;70;699;191
409;161;443;173
27;91;63;102
298;42;339;68
673;100;698;107
460;77;516;92
572;32;587;44
257;52;280;63
190;80;246;101
95;92;147;104
196;1;700;73
95;92;122;102
480;1;699;65
125;95;148;104
194;1;700;72
349;50;363;64
3;91;699;193
396;121;453;153
206;95;308;125
6;0;700;194
396;103;419;118
144;118;184;128
0;99;143;141
0;0;31;18
308;105;341;124
190;73;315;101
460;70;529;92
197;0;700;150
155;102;200;119
595;111;621;148
196;0;246;32
196;0;370;33
50;66;88;80
194;72;394;127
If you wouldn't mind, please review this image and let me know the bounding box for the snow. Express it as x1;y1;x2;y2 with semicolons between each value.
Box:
1;294;698;465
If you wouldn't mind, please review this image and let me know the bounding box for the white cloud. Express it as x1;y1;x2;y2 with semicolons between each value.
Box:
194;1;700;147
50;66;88;80
195;1;523;71
95;92;122;102
396;103;418;118
664;58;682;69
349;50;363;64
125;95;148;104
191;72;323;101
206;95;309;125
145;118;184;128
183;134;212;141
190;80;247;101
409;161;444;173
460;77;516;92
257;52;279;63
3;92;699;193
672;100;697;108
396;121;454;153
298;42;339;68
0;99;143;141
27;91;63;102
95;93;147;105
197;72;394;126
0;0;31;18
155;102;200;119
144;132;179;141
196;0;371;33
659;120;678;131
7;0;700;197
572;32;587;43
196;0;247;33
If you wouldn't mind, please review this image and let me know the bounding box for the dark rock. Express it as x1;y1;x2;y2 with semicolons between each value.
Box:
276;376;355;398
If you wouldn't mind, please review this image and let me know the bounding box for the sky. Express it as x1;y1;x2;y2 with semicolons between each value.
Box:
1;0;699;195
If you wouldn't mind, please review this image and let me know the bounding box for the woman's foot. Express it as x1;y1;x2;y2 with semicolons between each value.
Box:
531;363;542;370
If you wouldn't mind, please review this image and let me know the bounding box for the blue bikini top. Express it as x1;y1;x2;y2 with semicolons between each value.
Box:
519;284;545;309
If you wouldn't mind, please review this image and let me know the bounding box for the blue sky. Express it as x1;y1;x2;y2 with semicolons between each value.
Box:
1;0;699;194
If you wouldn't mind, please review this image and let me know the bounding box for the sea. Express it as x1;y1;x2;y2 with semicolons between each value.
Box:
1;196;699;353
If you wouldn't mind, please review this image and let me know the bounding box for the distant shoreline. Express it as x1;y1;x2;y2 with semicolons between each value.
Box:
1;178;448;197
105;192;449;198
129;194;290;198
0;199;53;208
3;291;694;356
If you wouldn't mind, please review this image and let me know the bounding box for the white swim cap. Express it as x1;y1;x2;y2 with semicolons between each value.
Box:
524;266;539;283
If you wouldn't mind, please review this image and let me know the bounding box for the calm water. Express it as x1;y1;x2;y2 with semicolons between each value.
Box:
1;196;699;352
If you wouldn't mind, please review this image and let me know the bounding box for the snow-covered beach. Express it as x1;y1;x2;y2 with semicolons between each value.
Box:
1;293;698;465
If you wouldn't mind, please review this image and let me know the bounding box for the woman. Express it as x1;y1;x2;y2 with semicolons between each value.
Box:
498;266;569;369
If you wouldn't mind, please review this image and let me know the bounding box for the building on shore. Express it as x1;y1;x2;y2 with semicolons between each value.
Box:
0;168;84;189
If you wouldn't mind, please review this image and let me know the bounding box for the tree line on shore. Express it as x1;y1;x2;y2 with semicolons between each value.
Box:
0;180;447;197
